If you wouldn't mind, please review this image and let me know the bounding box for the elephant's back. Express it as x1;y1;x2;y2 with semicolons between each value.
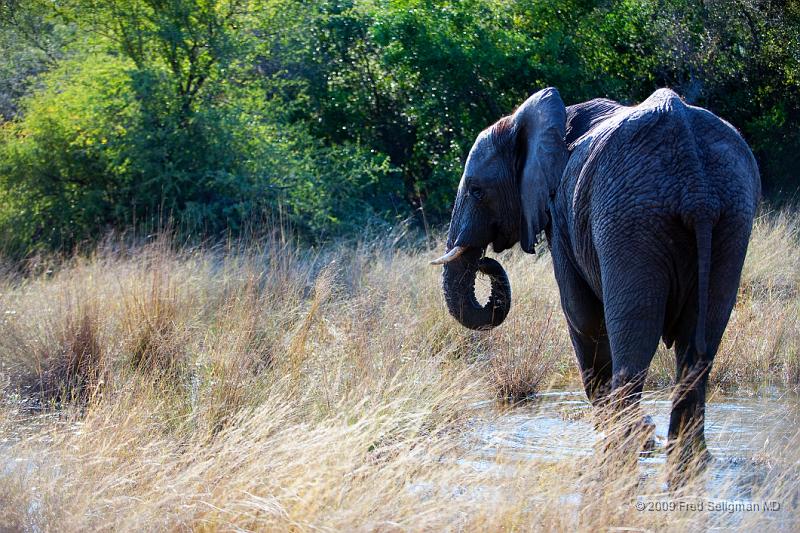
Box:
556;90;760;295
683;104;761;218
568;90;758;227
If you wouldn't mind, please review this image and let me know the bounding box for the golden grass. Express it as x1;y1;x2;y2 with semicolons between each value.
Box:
0;212;798;530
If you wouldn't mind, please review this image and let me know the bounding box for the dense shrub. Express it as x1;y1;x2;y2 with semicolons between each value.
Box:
0;0;798;256
0;54;393;254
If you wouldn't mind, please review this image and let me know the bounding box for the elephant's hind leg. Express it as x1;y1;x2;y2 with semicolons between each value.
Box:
602;269;668;408
668;304;721;486
668;218;751;473
669;325;714;471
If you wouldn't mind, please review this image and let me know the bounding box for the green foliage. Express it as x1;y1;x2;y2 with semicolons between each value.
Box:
0;0;798;257
275;0;593;214
0;0;394;255
0;56;135;253
0;52;392;254
0;0;76;119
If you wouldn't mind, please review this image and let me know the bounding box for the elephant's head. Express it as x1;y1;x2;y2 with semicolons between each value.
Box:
432;87;568;330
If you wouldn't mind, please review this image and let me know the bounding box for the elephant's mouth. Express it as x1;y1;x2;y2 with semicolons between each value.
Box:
491;235;514;253
436;246;512;330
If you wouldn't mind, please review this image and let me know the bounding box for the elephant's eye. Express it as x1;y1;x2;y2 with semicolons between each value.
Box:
470;186;484;201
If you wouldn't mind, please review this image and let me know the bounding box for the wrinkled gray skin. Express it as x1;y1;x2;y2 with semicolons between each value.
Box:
440;87;760;463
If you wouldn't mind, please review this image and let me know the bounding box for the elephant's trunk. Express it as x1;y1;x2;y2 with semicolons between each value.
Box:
442;248;511;330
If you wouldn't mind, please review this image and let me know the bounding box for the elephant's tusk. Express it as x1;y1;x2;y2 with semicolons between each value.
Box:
430;246;468;265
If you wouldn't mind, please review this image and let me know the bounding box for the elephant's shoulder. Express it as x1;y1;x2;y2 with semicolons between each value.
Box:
572;89;686;147
565;98;627;146
574;101;668;156
561;102;667;200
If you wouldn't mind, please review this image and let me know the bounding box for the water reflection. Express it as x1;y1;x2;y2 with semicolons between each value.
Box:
466;388;800;501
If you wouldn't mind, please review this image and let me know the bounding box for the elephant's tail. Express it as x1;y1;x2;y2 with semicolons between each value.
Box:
695;221;712;358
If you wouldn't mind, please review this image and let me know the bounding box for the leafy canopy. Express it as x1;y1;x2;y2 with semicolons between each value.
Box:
0;0;797;256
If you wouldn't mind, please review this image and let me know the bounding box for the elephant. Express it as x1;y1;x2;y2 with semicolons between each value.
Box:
432;87;760;465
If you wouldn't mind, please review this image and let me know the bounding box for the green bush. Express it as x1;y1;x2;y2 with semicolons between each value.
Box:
0;0;797;256
0;56;136;254
0;53;394;255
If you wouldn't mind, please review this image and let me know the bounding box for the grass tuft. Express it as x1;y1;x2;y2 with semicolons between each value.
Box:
0;210;797;530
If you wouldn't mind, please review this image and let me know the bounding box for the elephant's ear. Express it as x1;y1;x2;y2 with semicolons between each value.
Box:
513;87;568;254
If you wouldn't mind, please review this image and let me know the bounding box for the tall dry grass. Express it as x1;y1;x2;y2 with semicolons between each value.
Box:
0;212;797;530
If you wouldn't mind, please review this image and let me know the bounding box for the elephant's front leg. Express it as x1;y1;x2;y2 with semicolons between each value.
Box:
566;322;613;406
551;234;613;405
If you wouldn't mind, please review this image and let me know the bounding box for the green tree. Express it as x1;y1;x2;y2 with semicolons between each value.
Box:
0;0;798;257
0;56;137;253
0;0;76;119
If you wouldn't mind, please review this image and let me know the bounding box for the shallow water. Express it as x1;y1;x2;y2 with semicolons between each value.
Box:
470;388;800;463
461;388;800;526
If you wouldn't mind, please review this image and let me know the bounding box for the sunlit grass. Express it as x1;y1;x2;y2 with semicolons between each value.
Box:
0;212;797;530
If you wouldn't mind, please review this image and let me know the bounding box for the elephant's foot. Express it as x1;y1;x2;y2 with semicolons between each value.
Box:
666;437;714;489
639;415;657;454
593;409;656;452
593;411;658;478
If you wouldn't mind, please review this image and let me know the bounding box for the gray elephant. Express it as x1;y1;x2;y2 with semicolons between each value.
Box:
432;87;760;464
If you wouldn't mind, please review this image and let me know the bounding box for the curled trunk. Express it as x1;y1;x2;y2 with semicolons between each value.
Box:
442;249;511;330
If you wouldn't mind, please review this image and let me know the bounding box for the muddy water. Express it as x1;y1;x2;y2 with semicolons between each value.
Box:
470;389;800;463
463;388;800;525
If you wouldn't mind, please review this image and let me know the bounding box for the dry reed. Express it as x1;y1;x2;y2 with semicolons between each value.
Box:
0;213;797;531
